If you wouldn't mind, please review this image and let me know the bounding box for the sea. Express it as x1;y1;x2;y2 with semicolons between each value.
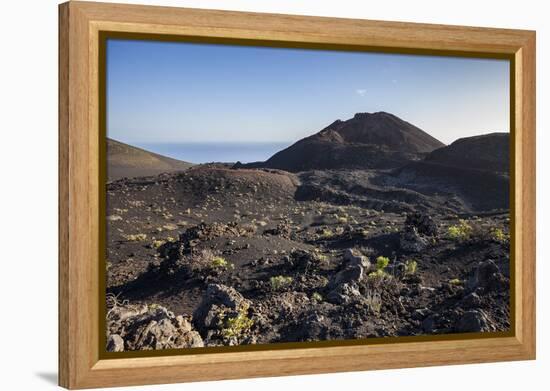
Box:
133;142;291;165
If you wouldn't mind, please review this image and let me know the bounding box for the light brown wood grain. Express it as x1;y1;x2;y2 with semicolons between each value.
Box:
58;1;536;388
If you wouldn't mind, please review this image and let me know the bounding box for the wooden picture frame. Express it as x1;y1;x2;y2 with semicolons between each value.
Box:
59;1;536;389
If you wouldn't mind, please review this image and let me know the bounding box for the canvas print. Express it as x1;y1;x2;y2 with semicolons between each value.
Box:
105;39;511;353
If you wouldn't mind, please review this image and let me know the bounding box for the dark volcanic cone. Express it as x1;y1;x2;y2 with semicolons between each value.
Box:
245;112;444;172
425;132;509;173
388;132;510;212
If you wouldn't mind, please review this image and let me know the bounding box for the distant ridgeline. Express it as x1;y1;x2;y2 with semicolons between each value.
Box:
237;111;510;212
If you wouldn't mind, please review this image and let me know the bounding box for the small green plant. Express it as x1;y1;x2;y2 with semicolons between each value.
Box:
376;256;390;270
311;292;323;302
491;227;509;243
270;275;293;290
211;256;231;269
365;292;382;314
219;305;254;339
368;269;387;279
334;226;345;235
449;278;463;285
320;228;333;238
190;249;233;273
337;216;348;224
447;220;473;241
315;253;329;262
368;256;391;280
405;259;418;275
123;233;147;242
152;239;166;249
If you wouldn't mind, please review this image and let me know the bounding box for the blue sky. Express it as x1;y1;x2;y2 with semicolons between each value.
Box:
107;39;509;145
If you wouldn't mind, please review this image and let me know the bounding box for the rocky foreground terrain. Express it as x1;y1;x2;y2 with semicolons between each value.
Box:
105;112;510;351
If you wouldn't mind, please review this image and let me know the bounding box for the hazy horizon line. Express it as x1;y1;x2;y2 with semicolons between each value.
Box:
109;129;510;148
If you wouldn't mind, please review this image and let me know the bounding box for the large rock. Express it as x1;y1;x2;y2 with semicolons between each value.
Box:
329;265;364;289
328;248;372;290
327;283;362;305
405;212;438;236
399;226;429;252
288;249;327;271
461;292;482;308
193;284;253;334
107;304;204;351
456;310;490;333
203;284;249;309
106;334;124;352
343;248;371;269
467;260;507;291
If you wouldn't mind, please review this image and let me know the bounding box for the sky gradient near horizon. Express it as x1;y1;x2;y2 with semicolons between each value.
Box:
107;39;510;145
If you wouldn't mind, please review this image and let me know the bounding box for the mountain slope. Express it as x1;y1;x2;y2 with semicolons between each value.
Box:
425;132;509;173
246;112;444;172
383;132;510;211
107;138;193;181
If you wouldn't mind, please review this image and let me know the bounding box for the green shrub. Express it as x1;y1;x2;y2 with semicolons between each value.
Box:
368;256;391;280
311;292;323;302
219;305;254;339
270;275;293;290
405;259;418;275
190;250;233;272
320;228;333;238
368;269;387;279
449;278;462;285
152;239;166;249
491;227;509;243
123;233;147;242
211;256;232;269
376;256;390;271
447;220;473;241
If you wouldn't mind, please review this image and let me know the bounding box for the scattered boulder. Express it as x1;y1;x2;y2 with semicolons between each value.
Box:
287;249;326;272
196;284;250;315
400;226;429;252
193;284;254;345
422;315;436;333
467;260;508;291
343;248;371;269
178;222;256;253
327;282;362;305
328;248;372;290
107;304;204;351
329;265;364;289
106;334;124;352
405;212;438;236
462;292;482;308
456;310;490;332
264;222;292;239
412;308;431;321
